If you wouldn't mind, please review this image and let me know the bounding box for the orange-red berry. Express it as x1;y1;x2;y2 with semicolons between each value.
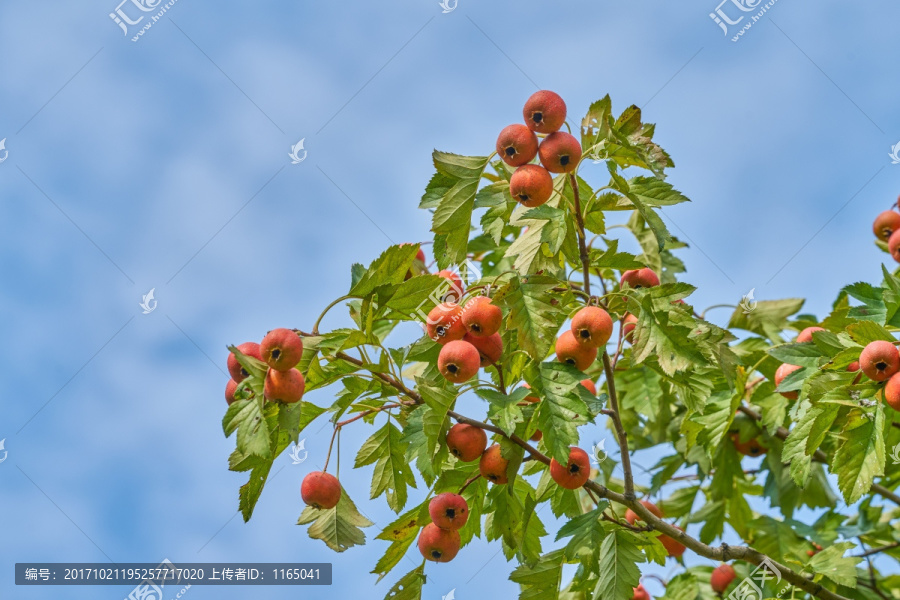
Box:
497;124;538;167
523;90;567;134
509;164;554;207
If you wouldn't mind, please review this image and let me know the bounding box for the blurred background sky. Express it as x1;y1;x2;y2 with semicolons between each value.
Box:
1;1;899;598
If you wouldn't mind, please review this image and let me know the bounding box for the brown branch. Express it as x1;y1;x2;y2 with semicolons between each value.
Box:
854;542;900;559
739;405;900;506
602;351;635;498
568;174;591;297
309;340;853;599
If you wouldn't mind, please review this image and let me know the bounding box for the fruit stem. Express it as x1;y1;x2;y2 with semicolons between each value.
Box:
458;474;481;495
699;303;737;319
322;402;401;472
312;295;355;335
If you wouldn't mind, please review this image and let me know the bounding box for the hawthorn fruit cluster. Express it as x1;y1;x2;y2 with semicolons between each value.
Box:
219;90;900;600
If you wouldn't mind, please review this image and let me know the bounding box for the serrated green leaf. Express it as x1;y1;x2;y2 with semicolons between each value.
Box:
594;529;644;600
808;542;861;587
355;422;418;512
297;491;374;552
832;405;885;504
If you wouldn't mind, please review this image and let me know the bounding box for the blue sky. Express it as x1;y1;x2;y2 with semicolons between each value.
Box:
1;1;898;598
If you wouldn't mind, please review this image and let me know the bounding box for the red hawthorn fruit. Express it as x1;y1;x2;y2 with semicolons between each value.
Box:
436;270;465;303
523;90;567;133
496;124;539;167
806;542;823;557
418;523;461;562
873;210;900;242
509;164;554;208
461;296;502;337
438;340;481;383
711;564;736;594
260;328;304;372
625;500;664;525
795;326;825;343
227;342;261;383
445;423;488;462
537;131;582;173
884;372;900;411
264;368;306;403
774;363;802;400
580;379;597;395
623;314;639;343
571;306;614;349
730;432;767;457
859;340;900;381
428;493;469;531
479;444;510;485
464;332;503;367
632;585;651;600
426;303;467;345
620;268;660;289
549;447;591;489
889;229;900;263
660;527;687;558
556;330;598;371
225;379;238;405
301;472;341;509
520;383;540;405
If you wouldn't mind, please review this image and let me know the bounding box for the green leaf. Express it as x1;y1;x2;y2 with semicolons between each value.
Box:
429;152;490;268
509;549;565;600
355;422;418;512
832;405;885;504
626;176;690;207
594;529;644;600
223;398;272;459
530;362;590;464
478;387;528;436
372;501;428;581
384;565;425;600
418;380;456;463
500;274;566;362
350;244;420;298
238;459;273;522
808;542;861;587
728;298;805;342
385;274;447;314
767;342;828;368
297;491;374;552
844;282;887;323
